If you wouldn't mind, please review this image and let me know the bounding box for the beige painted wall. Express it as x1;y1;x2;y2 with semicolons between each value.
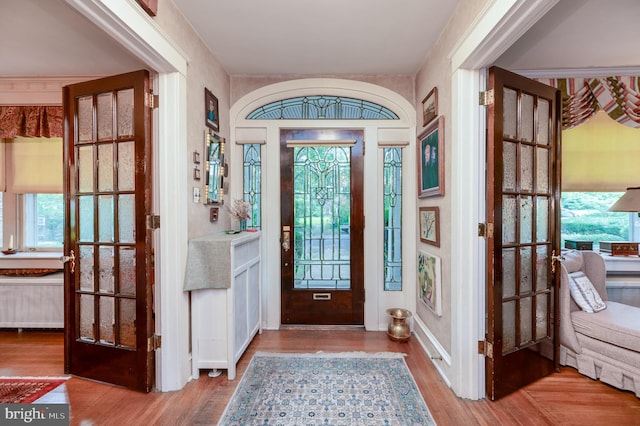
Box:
154;0;233;238
413;0;490;363
231;74;414;106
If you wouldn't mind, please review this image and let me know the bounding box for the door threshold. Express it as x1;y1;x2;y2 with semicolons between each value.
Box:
280;325;365;331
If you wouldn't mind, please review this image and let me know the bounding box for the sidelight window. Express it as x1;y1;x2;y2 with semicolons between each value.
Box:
242;144;262;229
383;148;402;291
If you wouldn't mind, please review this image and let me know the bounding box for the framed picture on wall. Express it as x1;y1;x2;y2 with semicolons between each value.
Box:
417;115;444;198
205;88;219;131
417;250;442;316
421;87;438;127
419;206;440;247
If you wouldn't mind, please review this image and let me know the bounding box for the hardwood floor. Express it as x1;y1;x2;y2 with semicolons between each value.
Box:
1;329;638;425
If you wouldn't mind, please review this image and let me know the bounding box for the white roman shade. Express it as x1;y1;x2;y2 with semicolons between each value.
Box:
6;136;63;193
562;111;640;192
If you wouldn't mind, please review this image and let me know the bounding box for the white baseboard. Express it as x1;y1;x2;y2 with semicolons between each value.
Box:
413;315;452;388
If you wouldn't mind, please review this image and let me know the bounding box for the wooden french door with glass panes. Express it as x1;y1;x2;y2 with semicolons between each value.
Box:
63;70;155;392
485;66;561;400
280;129;365;325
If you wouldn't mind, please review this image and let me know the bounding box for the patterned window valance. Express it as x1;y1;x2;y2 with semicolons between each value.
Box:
246;95;399;120
0;106;63;138
535;77;640;129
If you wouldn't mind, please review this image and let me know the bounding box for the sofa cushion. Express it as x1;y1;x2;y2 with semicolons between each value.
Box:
572;301;640;352
568;271;606;313
561;249;584;273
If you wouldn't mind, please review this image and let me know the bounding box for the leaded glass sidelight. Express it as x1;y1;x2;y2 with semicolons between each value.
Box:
293;145;351;290
243;144;262;229
383;148;403;291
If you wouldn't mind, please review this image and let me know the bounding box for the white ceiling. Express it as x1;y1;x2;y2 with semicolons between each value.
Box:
495;0;640;73
1;0;638;78
173;0;460;75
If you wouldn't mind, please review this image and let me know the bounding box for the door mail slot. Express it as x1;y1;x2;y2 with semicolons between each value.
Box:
312;293;331;300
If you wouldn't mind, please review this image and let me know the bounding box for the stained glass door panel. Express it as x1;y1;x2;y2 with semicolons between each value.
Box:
280;129;364;325
63;70;154;392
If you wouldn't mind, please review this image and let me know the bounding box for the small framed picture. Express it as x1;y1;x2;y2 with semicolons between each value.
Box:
204;88;219;131
417;250;442;316
417;116;444;198
193;151;200;164
421;87;438;127
193;166;201;181
419;207;440;247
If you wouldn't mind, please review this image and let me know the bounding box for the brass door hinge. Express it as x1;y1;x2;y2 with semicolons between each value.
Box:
146;215;160;230
147;334;161;352
145;92;159;109
478;340;493;359
478;222;494;238
479;89;494;106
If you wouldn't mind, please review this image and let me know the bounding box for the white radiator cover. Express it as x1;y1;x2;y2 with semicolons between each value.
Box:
0;272;63;328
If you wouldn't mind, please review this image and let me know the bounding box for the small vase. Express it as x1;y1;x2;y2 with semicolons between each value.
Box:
386;308;412;342
239;219;247;231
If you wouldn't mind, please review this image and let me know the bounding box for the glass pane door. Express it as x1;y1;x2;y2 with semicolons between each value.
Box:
293;145;351;290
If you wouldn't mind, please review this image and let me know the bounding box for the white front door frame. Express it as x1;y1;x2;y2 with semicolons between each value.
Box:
448;0;559;399
65;0;191;391
230;79;416;332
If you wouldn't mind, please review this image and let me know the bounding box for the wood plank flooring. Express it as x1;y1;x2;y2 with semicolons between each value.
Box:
1;329;638;425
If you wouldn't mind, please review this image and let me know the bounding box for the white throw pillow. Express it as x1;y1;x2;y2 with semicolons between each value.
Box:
568;271;606;313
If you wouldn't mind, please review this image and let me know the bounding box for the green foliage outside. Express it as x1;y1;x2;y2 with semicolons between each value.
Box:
561;192;629;249
36;194;64;247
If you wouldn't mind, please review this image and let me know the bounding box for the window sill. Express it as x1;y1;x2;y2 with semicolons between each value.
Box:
0;251;63;269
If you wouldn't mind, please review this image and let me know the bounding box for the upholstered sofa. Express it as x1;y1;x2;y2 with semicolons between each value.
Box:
560;249;640;397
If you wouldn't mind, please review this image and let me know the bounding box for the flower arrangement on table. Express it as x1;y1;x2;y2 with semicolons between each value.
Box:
229;199;251;230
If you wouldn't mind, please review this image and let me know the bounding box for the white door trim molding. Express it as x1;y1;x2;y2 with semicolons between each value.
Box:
230;78;416;332
448;0;559;400
65;0;190;392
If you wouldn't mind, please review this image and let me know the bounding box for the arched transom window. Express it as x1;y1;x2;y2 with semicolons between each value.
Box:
246;95;399;120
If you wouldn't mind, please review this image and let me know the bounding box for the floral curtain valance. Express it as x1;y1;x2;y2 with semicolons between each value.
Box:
535;76;640;130
0;106;63;138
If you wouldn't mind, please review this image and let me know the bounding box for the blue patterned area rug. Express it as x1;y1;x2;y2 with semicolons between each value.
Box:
218;351;436;426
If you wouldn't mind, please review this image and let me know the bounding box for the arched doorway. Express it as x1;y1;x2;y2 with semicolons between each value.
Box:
229;79;416;331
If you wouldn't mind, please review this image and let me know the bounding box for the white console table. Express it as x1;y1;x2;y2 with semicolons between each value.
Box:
185;231;261;380
602;253;640;308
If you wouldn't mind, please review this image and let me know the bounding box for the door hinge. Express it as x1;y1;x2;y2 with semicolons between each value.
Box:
146;215;160;230
145;92;159;109
478;340;493;358
148;334;161;352
478;222;494;238
479;89;494;106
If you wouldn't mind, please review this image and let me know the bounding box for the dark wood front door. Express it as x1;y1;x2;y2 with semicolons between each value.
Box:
280;129;365;325
485;66;562;400
63;70;155;392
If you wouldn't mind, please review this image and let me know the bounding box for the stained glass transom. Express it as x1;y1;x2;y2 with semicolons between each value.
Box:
247;96;399;120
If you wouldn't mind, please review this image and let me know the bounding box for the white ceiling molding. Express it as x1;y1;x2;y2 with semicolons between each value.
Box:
65;0;188;75
511;67;640;79
449;0;559;70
